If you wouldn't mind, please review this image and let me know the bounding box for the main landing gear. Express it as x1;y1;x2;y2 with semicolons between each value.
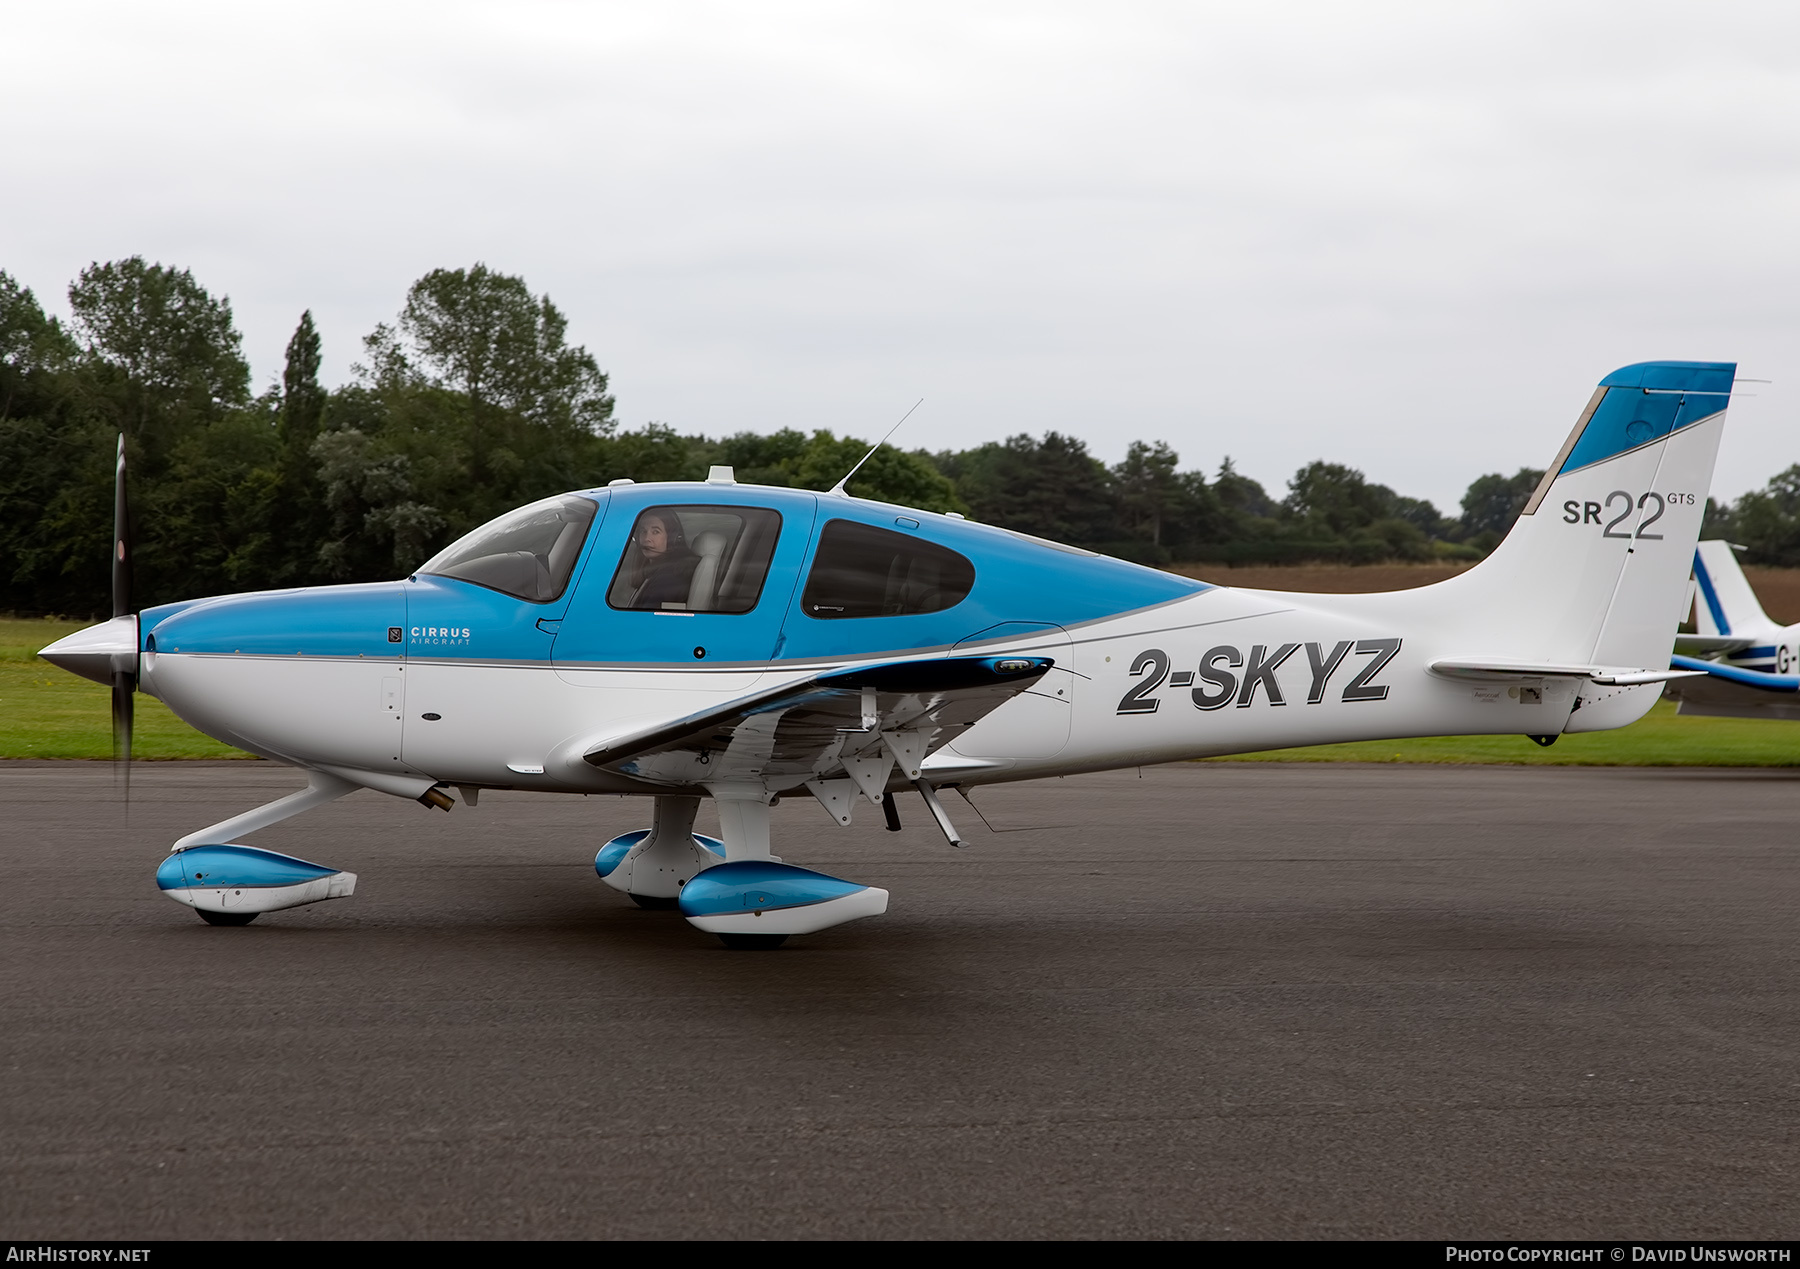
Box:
154;764;955;949
593;794;727;907
594;789;896;949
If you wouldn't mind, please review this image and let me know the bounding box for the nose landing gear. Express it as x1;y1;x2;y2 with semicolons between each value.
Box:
157;843;357;921
154;767;433;925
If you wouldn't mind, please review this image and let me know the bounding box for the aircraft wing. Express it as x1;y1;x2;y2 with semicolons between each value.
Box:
1662;653;1800;721
582;654;1055;788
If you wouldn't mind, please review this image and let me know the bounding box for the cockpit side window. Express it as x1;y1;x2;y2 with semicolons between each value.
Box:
607;505;783;613
801;519;975;619
418;495;598;602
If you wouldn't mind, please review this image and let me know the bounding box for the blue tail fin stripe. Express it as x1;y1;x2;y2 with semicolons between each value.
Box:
1693;550;1729;635
1559;361;1736;475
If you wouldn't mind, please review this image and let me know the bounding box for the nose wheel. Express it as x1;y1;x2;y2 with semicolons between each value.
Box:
198;910;258;927
717;933;788;950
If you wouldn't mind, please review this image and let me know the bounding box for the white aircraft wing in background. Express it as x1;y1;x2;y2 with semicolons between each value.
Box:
1666;539;1800;720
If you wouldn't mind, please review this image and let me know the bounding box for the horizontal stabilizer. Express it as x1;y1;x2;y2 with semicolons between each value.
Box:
1430;658;1703;686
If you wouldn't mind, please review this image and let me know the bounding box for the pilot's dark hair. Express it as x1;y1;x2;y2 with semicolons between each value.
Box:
629;508;696;589
637;508;688;550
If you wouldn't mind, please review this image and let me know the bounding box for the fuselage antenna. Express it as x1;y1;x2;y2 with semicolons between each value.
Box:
828;398;924;497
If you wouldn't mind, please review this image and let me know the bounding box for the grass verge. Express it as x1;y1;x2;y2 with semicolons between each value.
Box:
1;618;255;759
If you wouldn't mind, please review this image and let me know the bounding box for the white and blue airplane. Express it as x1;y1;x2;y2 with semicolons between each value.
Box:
1664;539;1800;719
41;360;1737;947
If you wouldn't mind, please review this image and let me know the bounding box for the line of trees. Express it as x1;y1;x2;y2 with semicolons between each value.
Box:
1699;473;1800;565
4;256;1749;617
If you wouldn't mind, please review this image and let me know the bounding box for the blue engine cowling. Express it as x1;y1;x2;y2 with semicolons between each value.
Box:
678;860;889;936
156;844;357;916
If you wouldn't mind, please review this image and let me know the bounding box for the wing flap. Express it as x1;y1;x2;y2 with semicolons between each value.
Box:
582;654;1054;787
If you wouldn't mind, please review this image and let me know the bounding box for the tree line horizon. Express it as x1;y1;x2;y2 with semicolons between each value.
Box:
0;257;1787;618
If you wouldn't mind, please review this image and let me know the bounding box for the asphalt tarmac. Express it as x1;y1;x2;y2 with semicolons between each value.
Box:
3;759;1799;1240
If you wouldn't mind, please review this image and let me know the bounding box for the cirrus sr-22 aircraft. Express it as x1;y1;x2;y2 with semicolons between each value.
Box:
41;360;1737;948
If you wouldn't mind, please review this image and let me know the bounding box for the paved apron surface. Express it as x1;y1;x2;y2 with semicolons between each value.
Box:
3;760;1797;1239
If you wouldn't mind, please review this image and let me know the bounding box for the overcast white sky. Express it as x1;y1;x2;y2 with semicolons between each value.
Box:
6;1;1800;511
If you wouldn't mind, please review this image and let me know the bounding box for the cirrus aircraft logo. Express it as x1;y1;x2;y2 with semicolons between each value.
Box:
410;625;473;646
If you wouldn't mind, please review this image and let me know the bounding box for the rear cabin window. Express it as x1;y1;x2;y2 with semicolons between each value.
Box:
801;519;975;619
418;495;598;602
607;505;782;613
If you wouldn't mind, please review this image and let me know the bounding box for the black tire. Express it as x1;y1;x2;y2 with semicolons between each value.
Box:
629;893;679;911
718;933;788;950
198;910;257;927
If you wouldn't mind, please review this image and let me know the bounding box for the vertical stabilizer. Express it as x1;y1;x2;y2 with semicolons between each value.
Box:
1422;361;1734;729
1692;539;1775;639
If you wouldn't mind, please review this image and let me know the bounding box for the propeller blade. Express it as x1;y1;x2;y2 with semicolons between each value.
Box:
113;433;130;619
112;669;133;798
111;433;135;796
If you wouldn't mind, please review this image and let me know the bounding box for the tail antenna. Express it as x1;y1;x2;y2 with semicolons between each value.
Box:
828;398;924;498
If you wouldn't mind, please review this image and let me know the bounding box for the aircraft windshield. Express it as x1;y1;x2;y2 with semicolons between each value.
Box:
418;495;599;602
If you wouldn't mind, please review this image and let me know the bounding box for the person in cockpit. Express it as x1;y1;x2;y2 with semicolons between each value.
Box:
625;510;701;609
